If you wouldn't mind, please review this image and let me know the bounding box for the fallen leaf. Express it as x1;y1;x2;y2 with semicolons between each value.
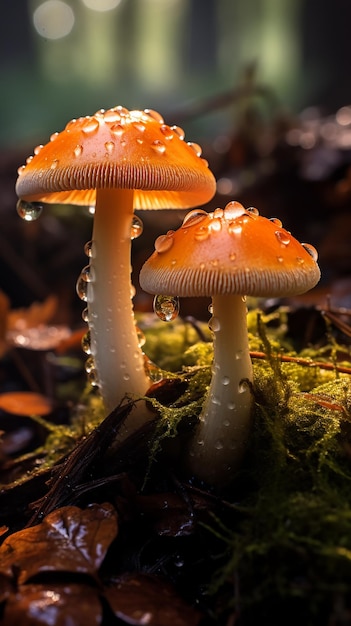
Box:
3;583;102;626
0;502;118;584
0;391;53;416
104;573;202;626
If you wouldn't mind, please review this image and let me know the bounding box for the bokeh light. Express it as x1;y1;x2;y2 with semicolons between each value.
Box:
81;0;122;11
33;0;75;40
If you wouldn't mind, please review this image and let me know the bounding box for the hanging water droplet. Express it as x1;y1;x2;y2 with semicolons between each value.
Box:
131;215;143;239
275;229;291;246
74;144;83;158
84;240;95;258
151;140;166;154
87;368;99;387
302;243;318;261
160;124;174;140
81;331;92;354
16;199;43;221
136;326;146;348
181;209;208;228
79;265;95;282
146;359;163;382
247;206;260;216
224;201;246;220
82;307;89;322
270;217;282;227
81;117;100;134
208;316;221;332
144;109;164;124
85;356;95;374
154;232;174;253
171;125;185;140
187;141;202;157
76;274;89;301
153;295;180;322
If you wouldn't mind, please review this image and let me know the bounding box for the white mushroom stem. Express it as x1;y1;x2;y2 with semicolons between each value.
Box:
87;187;150;416
187;294;253;486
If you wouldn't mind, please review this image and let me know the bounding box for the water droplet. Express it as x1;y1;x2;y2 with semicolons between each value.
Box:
296;257;305;265
228;222;242;235
16;199;43;221
82;307;89;322
65;118;78;131
153;295;180;321
85;356;95;374
76;274;90;301
81;117;100;134
84;240;95;258
277;256;284;263
208;316;220;332
187;141;202;157
87;368;99;387
131;215;143;239
136;326;146;348
215;439;224;450
209;219;222;233
270;217;282;227
74;144;83;157
235;350;243;360
103;109;121;124
146;359;163;382
229;252;236;262
79;265;95;282
26;156;33;165
105;141;115;153
154;232;174;253
227;401;236;410
50;132;59;142
302;243;318;262
160;125;174;140
132;121;146;133
81;331;92;354
208;303;213;315
211;396;221;406
17;165;25;175
275;229;291;246
115;105;129;116
247;206;259;216
181;209;208;228
110;124;125;137
224;201;246;220
151;140;166;154
130;284;136;299
194;226;210;241
222;376;230;385
34;144;43;155
144;109;164;124
50;159;59;169
171;125;185;140
223;419;230;426
238;380;248;394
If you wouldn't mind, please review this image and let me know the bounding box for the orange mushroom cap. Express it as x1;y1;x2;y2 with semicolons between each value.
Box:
139;201;321;298
15;106;216;210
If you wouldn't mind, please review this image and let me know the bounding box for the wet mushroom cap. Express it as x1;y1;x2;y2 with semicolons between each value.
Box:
139;202;321;298
15;106;216;209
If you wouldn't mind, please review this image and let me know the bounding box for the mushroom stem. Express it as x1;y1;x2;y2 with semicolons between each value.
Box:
88;187;150;415
187;294;253;486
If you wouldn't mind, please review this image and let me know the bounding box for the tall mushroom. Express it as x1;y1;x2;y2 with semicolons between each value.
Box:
15;106;216;417
140;201;321;486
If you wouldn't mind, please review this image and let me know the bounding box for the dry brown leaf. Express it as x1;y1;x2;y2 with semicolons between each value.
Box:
104;573;202;626
0;503;118;585
3;583;102;626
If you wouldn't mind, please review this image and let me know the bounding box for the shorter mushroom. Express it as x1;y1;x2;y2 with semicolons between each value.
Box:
139;201;321;486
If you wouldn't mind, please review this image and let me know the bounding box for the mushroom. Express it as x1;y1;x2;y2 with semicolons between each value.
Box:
15;106;216;419
139;201;321;486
